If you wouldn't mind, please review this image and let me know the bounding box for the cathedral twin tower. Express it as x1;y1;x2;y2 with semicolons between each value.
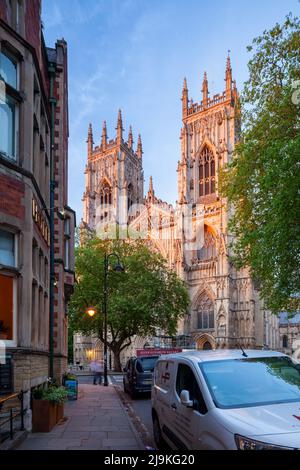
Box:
82;56;279;352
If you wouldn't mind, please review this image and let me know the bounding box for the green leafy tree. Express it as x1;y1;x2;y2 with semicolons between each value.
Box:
220;15;300;314
69;237;189;371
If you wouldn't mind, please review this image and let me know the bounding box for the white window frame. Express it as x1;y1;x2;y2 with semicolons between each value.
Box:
0;47;20;161
0;228;18;268
0;229;18;346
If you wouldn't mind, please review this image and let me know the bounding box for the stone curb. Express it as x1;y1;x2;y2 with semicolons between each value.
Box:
113;385;155;450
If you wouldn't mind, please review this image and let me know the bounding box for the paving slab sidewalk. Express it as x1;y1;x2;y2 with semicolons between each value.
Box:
17;384;144;450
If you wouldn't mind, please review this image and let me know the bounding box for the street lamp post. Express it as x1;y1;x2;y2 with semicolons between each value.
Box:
103;253;124;386
85;253;124;386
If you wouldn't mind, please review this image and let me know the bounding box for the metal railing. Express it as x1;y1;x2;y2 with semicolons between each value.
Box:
0;391;26;442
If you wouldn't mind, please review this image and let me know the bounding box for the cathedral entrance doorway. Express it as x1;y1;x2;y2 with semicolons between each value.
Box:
195;334;215;350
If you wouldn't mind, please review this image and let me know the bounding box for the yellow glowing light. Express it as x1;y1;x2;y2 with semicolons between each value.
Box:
86;349;94;360
86;307;96;317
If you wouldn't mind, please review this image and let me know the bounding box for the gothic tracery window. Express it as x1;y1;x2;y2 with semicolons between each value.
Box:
197;225;216;260
199;146;215;197
100;182;112;206
197;294;214;330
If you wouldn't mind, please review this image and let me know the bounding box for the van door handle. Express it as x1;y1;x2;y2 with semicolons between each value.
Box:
171;403;177;410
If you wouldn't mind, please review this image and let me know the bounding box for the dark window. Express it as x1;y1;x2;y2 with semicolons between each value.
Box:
128;183;133;209
135;356;159;373
64;218;71;270
282;335;288;349
176;363;207;414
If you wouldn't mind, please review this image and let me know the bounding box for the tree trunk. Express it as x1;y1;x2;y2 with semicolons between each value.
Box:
112;348;122;372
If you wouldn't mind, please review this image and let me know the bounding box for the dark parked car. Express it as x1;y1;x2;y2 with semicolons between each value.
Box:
123;355;159;399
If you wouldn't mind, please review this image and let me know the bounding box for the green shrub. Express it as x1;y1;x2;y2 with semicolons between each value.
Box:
33;385;68;404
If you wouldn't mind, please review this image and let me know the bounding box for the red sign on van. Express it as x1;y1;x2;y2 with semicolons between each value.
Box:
136;348;182;357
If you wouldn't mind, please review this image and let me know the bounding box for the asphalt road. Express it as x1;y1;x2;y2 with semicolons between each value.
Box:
109;375;153;438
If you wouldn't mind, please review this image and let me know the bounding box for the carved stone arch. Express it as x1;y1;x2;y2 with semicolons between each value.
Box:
195;138;216;161
100;176;112;188
193;333;216;350
191;284;215;311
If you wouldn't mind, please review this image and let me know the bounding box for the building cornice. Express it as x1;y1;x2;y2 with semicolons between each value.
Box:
0;19;51;123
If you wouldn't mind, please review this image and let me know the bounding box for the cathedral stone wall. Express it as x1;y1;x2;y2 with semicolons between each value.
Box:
80;59;280;362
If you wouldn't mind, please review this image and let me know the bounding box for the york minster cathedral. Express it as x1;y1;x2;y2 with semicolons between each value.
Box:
80;57;279;361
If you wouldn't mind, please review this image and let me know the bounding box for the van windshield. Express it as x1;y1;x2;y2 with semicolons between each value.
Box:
199;356;300;409
136;356;159;373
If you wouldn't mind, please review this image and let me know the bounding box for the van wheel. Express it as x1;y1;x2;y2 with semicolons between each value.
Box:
152;413;164;449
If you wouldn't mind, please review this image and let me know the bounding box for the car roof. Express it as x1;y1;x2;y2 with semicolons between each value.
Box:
131;355;160;359
157;349;288;363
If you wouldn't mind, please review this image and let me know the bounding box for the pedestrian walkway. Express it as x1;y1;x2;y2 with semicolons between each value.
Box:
17;384;144;450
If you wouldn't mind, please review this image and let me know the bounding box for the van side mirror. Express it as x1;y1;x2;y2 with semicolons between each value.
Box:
180;390;193;408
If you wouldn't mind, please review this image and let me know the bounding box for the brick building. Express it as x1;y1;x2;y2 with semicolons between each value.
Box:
0;0;75;423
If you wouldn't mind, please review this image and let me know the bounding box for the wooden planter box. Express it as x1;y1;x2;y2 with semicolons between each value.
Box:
56;403;64;422
32;399;57;432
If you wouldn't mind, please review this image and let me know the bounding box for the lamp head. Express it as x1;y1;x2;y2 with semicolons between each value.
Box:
86;307;96;317
113;262;124;273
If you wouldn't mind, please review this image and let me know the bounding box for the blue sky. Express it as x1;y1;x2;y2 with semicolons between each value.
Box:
42;0;299;221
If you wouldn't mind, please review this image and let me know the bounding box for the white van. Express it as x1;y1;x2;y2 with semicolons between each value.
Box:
151;349;300;450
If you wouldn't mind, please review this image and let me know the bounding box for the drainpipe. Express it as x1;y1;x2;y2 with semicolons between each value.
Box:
48;61;57;380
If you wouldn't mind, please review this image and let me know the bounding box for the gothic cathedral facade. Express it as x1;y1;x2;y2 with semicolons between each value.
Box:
81;57;279;356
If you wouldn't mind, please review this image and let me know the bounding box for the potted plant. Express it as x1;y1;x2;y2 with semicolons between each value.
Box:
32;385;68;432
0;321;9;340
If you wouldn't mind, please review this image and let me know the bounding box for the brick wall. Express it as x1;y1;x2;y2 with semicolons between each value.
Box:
0;173;25;219
13;352;48;392
24;0;41;52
